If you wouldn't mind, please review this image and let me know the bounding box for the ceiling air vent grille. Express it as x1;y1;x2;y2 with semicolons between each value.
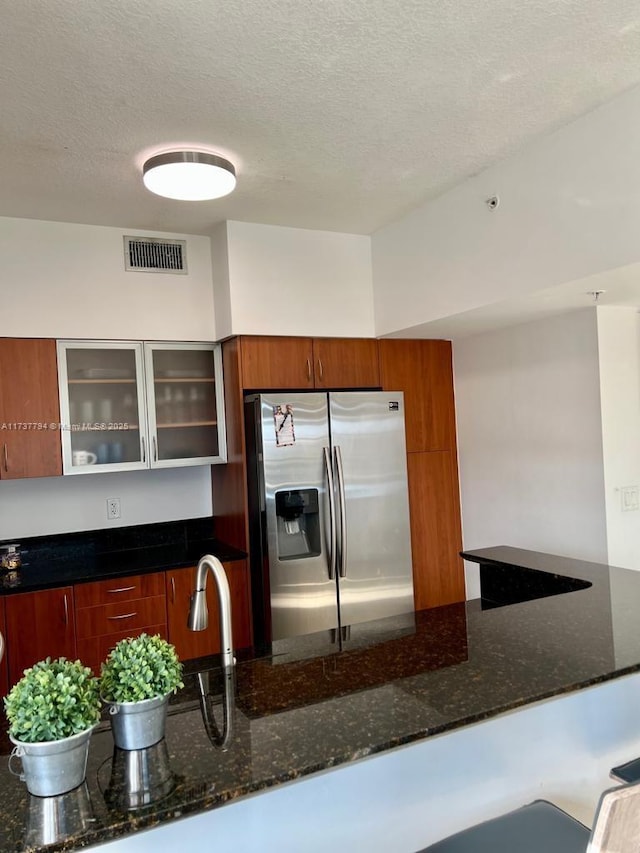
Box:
124;236;187;274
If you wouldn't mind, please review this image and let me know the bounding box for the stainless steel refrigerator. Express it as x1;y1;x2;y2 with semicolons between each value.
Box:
245;391;414;645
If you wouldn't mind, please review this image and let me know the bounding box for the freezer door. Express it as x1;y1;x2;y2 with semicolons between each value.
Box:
259;393;339;641
329;391;414;627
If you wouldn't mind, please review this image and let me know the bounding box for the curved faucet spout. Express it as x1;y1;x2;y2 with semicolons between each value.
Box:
188;555;235;669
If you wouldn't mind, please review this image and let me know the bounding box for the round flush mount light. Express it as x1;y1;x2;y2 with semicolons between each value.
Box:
142;151;236;201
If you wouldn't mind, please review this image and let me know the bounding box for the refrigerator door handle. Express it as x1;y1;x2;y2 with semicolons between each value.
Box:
334;445;347;578
323;446;338;580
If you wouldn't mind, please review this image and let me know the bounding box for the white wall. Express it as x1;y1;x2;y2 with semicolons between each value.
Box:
597;307;640;570
0;217;216;340
372;82;640;336
454;309;607;597
223;221;375;337
0;215;218;538
0;468;212;539
210;221;233;340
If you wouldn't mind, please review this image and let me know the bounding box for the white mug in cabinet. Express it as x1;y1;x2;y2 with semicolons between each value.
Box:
72;450;97;466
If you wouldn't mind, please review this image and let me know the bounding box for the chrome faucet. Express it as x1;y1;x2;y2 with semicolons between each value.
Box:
188;555;235;669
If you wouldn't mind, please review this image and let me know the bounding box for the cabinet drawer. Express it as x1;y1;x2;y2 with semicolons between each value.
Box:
75;573;165;608
76;595;167;639
78;622;168;675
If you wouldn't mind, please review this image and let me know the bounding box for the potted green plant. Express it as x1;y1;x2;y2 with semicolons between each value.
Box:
100;633;183;750
4;657;100;796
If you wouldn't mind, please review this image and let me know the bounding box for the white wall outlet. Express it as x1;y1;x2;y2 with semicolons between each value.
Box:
621;486;639;512
106;497;121;520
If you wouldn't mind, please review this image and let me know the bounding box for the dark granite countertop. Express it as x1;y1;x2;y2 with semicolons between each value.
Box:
1;545;640;851
0;519;246;594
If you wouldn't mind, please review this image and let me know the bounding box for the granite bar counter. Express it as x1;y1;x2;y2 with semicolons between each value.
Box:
2;546;640;851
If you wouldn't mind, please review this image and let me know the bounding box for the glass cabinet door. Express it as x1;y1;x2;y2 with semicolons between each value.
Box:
145;343;227;467
57;342;148;473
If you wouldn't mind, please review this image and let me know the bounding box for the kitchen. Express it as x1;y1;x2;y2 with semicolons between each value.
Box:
3;1;640;850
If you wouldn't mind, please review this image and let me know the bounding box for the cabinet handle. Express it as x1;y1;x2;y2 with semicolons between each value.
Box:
3;443;7;472
141;436;146;463
306;358;312;381
108;611;137;621
152;435;157;462
63;594;69;626
171;576;176;604
317;358;324;381
107;585;136;594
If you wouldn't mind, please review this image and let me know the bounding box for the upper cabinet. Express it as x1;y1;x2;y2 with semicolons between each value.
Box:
239;336;380;390
57;340;226;474
0;338;63;479
145;343;226;468
240;336;314;389
378;340;457;453
312;338;380;389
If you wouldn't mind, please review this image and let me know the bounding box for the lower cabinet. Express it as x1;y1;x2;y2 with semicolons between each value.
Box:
75;572;168;675
166;561;252;661
5;587;76;687
1;560;251;686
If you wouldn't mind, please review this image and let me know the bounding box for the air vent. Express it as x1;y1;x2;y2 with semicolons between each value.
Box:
124;236;187;274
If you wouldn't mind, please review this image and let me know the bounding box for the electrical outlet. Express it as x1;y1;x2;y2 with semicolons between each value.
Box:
106;498;121;520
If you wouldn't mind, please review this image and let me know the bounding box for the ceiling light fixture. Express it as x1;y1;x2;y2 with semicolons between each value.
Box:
142;151;236;201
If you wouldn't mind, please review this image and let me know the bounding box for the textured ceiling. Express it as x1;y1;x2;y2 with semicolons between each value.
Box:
2;0;640;235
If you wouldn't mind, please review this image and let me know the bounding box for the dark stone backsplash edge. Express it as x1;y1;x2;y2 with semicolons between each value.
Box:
0;518;246;594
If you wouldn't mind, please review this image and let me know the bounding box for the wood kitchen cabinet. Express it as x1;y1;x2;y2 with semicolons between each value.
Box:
379;339;464;609
57;339;226;474
379;339;457;453
166;560;252;662
312;337;380;389
5;587;76;686
75;572;167;675
408;451;464;609
239;336;380;390
0;338;63;479
240;336;315;390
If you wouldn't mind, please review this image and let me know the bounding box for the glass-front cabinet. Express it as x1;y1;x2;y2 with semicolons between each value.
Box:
144;342;226;467
57;341;226;474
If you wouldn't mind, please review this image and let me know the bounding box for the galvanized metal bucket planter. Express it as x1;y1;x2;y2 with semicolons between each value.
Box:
8;724;97;797
104;693;170;751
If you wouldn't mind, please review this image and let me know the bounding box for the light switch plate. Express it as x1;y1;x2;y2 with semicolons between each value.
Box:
621;486;639;512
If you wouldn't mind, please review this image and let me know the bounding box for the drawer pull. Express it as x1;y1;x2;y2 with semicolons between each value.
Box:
106;586;136;594
107;611;137;621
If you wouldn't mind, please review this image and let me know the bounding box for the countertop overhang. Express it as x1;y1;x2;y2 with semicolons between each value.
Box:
2;545;639;851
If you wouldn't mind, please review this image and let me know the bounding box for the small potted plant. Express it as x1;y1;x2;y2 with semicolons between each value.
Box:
4;657;100;796
100;633;183;751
